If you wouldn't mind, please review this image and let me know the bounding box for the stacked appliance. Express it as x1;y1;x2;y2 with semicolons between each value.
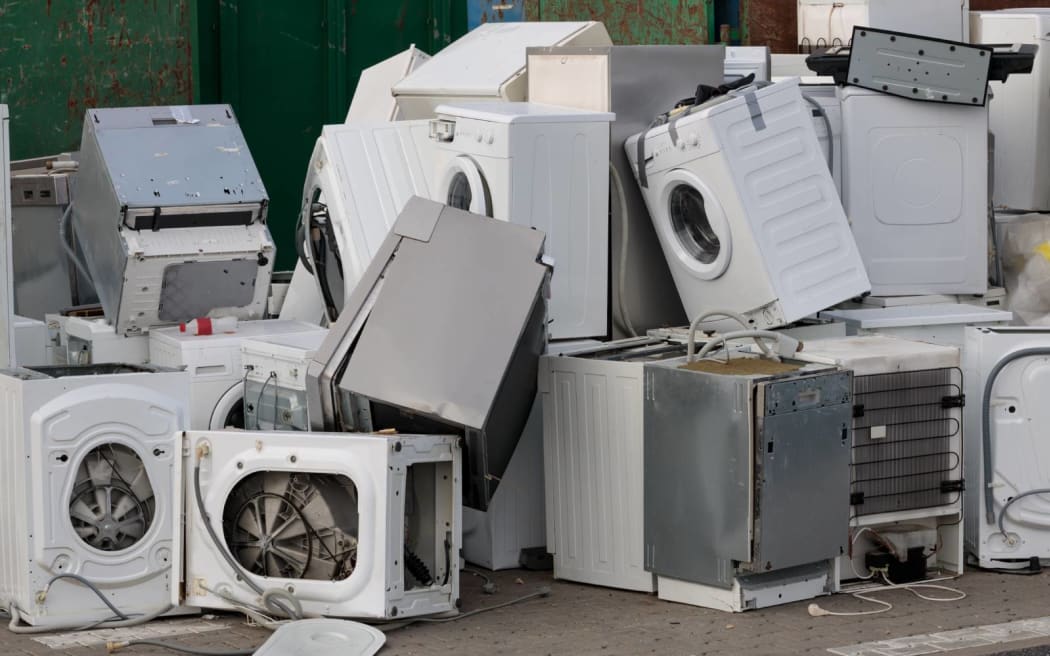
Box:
644;350;853;611
61;315;150;365
964;327;1050;569
539;338;689;592
12;315;46;366
241;329;330;432
796;0;969;51
625;78;871;330
72;105;274;338
149;320;326;430
180;429;461;620
0;363;190;628
794;336;965;583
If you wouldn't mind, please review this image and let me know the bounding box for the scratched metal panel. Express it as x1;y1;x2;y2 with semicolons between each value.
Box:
0;1;197;159
531;0;712;45
741;0;797;53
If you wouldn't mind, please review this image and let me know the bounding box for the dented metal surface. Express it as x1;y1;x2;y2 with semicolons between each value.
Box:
0;0;197;158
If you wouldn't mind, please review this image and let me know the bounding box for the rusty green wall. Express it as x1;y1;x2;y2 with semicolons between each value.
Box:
0;0;197;159
527;0;713;45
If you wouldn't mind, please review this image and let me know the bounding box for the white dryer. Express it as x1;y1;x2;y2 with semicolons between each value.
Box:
964;327;1050;568
180;429;461;619
429;102;613;339
972;10;1050;212
0;363;189;628
839;86;989;296
298;121;434;323
392;21;611;119
150;320;325;430
625;79;869;330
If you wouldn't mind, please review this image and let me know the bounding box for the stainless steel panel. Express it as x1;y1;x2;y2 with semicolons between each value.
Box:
643;363;752;588
753;373;852;571
847;28;991;105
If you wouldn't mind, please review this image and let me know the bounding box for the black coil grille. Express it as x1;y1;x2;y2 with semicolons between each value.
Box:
850;367;962;517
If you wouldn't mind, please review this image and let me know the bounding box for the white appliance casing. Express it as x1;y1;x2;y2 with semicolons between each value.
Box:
62;316;149;365
799;82;842;197
820;304;1013;348
626;79;870;329
13;315;47;366
724;47;771;83
0;365;189;627
346;46;431;122
149;320;326;430
430;102;613;339
794;336;964;581
964;327;1050;567
839;86;989;296
241;329;330;432
972;11;1050;212
180;430;461;619
393;22;612;119
300;122;434;318
797;0;969;48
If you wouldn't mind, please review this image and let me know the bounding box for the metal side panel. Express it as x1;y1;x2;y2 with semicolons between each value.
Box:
847;27;992;105
0;106;10;368
753;373;852;572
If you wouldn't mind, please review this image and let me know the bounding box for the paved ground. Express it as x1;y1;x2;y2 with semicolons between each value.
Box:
4;568;1050;655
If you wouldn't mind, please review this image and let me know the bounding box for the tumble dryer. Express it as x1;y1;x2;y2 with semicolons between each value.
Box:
0;363;189;628
625;79;869;330
964;327;1050;568
297;121;433;323
150;320;326;430
429;102;613;339
180;429;461;619
838;86;989;296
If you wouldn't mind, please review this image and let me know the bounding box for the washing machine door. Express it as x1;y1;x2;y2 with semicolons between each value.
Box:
439;155;490;217
658;169;732;281
210;382;245;430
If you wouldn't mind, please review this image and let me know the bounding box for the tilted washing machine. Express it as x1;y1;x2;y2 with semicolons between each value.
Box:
73;105;274;336
242;329;330;432
972;10;1050;212
0;363;190;628
429;102;613;340
149;320;326;430
297;121;433;323
793;336;965;583
345;46;430;122
964;327;1050;569
392;21;611;119
625;78;870;330
180;430;461;619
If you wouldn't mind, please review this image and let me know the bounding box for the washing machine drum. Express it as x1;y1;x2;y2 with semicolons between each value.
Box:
211;383;245;430
441;156;491;217
659;169;732;281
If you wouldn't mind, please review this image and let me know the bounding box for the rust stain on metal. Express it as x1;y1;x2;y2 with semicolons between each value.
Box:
536;0;710;45
742;0;796;52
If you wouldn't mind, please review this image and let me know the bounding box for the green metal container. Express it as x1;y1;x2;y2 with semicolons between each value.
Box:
528;0;713;45
0;1;198;159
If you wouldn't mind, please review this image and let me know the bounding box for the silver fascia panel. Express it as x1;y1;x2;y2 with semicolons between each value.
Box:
526;45;725;337
643;359;852;588
847;27;992;105
308;196;551;510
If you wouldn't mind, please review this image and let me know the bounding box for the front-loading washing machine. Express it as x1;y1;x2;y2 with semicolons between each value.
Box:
296;121;435;323
150;320;326;430
429;102;614;340
625;78;869;329
0;363;190;628
839;86;989;296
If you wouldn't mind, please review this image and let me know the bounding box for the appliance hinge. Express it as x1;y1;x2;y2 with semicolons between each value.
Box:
941;479;965;493
941;394;965;409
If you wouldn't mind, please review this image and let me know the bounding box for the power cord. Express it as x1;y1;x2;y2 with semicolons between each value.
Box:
462;568;497;595
808;570;966;617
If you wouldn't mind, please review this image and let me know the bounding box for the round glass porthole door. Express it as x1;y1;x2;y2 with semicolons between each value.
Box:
660;170;732;280
441;156;490;217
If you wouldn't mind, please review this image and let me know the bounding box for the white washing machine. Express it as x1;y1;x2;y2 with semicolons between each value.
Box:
0;363;189;628
241;329;329;432
723;46;770;83
839;86;989;296
429;102;613;339
62;316;150;365
298;121;434;323
150;320;324;430
180;429;460;619
964;327;1050;568
625;79;869;329
820;304;1013;348
972;11;1050;212
797;0;969;50
393;21;611;119
797;81;842;197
